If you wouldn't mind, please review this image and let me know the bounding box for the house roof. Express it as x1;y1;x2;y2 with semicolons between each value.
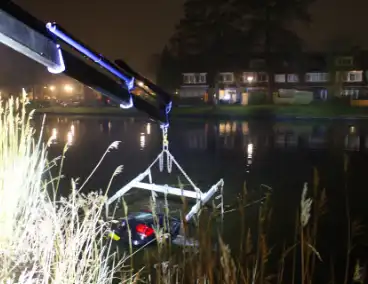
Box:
176;50;368;73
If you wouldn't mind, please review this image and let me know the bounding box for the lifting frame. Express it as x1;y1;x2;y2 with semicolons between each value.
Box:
105;125;224;222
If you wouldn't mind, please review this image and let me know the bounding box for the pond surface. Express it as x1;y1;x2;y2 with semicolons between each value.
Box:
34;115;368;277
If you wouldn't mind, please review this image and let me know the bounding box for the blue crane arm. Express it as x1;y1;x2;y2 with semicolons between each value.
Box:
0;0;172;125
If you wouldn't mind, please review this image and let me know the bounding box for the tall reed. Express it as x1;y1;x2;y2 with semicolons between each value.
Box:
0;93;126;283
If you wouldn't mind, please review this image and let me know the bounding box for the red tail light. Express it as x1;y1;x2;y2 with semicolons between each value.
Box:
136;224;154;237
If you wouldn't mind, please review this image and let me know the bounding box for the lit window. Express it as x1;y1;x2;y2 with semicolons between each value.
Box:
242;72;256;83
275;74;286;82
287;74;299;83
219;88;236;101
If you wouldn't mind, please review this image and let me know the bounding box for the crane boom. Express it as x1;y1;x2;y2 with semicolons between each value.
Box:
0;1;172;125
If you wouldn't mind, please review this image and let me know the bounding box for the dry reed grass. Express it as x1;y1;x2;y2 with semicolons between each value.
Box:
0;93;128;283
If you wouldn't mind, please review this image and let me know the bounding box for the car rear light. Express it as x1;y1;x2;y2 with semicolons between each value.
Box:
136;224;154;237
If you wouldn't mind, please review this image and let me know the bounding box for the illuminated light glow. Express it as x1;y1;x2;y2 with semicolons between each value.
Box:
225;122;231;133
47;44;66;74
247;143;253;166
52;128;57;137
140;133;146;149
160;122;170;129
67;131;73;145
70;124;75;135
223;93;231;100
49;128;58;144
64;84;73;92
137;81;144;87
232;122;237;133
219;123;225;136
165;101;172;114
127;78;135;91
247;143;253;155
146;123;151;135
49;85;55;91
160;122;169;130
242;122;249;135
247;76;254;83
119;95;133;109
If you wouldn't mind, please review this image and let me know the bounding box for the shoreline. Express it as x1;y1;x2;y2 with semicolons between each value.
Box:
33;105;368;121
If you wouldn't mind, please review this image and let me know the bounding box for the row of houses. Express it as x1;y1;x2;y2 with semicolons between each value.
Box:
177;51;368;105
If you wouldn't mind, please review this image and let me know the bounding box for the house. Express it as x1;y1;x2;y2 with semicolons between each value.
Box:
177;51;368;105
180;72;209;102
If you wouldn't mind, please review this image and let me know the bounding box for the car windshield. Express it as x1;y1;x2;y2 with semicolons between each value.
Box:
130;212;153;221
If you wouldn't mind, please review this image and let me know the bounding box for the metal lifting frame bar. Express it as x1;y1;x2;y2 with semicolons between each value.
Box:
105;150;202;206
105;149;224;222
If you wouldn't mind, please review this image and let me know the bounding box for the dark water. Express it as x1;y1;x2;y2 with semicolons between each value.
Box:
35;115;368;279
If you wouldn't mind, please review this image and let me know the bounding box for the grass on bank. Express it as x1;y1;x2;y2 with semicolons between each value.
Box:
34;103;368;118
2;93;367;283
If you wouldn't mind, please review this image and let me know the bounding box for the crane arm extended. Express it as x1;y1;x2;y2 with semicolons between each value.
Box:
0;1;172;124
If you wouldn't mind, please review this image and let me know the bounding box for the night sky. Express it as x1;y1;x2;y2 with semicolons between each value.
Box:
0;0;367;86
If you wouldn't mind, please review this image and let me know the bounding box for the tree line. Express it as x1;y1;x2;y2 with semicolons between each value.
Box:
156;0;316;96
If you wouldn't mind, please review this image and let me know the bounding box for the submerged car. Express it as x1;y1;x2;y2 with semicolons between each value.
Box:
107;211;181;247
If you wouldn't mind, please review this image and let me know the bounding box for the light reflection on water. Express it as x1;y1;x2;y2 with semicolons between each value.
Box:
30;116;368;276
34;116;368;205
38;117;368;171
47;122;76;146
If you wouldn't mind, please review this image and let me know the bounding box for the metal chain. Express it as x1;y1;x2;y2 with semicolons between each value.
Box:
162;125;169;151
159;124;171;173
